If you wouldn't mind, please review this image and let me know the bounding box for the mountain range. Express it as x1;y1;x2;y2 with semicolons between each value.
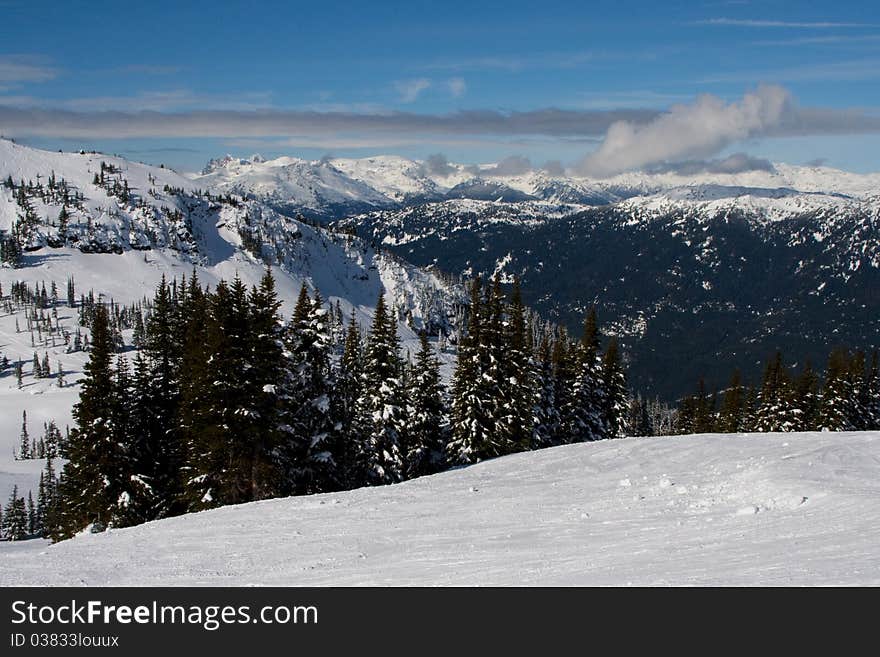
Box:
4;139;880;401
195;150;880;399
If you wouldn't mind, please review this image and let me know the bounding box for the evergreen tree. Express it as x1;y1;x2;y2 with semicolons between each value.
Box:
531;334;561;448
449;278;496;463
600;338;629;438
2;486;27;541
497;278;533;452
627;395;652;437
568;308;607;441
142;275;184;514
51;303;128;539
752;352;798;432
26;491;36;536
550;330;576;445
716;370;746;433
282;285;338;494
405;331;447;478
17;410;30;460
245;270;286;498
336;315;365;488
791;361;820;431
817;348;854;431
356;293;406;483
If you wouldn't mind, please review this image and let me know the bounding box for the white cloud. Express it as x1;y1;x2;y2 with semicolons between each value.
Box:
447;77;467;98
394;78;431;103
577;85;791;177
0;55;57;89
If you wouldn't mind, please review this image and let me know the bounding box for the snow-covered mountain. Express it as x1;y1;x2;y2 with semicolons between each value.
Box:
191;152;880;222
0;139;466;506
339;194;880;401
2;430;878;585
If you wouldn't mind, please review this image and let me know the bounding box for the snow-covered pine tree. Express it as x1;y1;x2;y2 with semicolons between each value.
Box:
110;355;153;526
17;410;30;460
176;273;213;512
716;370;747;433
849;351;870;430
531;334;561;448
791;361;820;431
142;275;185;514
26;491;35;536
2;486;27;541
184;278;259;508
245;269;286;499
551;329;576;444
336;314;365;488
356;293;407;484
752;352;798;432
567;308;607;442
281;285;338;494
600;338;629;438
626;395;652;437
449;278;496;464
498;278;533;453
39;456;58;537
405;331;447;478
817;348;854;431
51;303;130;540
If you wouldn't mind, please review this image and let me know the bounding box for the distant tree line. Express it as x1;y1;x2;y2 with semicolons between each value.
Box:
660;349;880;435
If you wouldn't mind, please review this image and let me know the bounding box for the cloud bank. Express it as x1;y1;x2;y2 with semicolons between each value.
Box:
577;85;793;176
646;153;776;176
2;86;880;175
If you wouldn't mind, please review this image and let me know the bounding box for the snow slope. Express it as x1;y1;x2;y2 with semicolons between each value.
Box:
1;431;877;586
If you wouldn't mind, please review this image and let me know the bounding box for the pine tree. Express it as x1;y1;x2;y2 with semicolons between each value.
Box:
26;491;36;536
405;331;447;478
449;278;496;463
2;485;28;541
627;395;652;437
51;303;128;539
142;275;185;515
791;361;820;431
17;410;30;460
245;269;286;498
531;334;561;448
849;351;870;430
600;338;629;438
498;278;533;453
550;330;576;444
336;314;365;487
752;352;798;432
716;370;746;433
817;348;853;431
568;308;607;441
356;293;406;484
281;285;338;494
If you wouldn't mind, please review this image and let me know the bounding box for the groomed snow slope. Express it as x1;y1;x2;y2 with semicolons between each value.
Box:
1;431;878;586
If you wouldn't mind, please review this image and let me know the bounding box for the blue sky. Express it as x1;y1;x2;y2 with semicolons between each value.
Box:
1;0;879;172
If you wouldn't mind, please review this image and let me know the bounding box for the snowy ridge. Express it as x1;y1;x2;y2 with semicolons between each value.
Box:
1;431;878;585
